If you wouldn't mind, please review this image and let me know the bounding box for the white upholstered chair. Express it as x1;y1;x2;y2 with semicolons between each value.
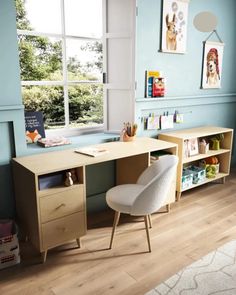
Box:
106;155;178;252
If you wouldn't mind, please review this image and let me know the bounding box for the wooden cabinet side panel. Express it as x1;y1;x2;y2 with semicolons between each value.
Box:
159;134;183;192
116;153;149;185
12;161;40;251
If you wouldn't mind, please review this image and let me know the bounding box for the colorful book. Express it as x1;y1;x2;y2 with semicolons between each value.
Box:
152;77;165;97
25;111;45;144
145;70;161;97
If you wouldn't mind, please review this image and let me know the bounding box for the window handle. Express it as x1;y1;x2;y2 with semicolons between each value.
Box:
103;73;107;84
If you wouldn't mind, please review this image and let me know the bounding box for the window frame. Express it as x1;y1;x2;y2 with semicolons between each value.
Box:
17;0;104;136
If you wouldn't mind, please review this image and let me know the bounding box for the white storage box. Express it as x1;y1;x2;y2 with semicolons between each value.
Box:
0;221;20;270
182;169;193;190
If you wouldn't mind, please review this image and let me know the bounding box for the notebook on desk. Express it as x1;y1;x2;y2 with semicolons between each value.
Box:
74;147;109;157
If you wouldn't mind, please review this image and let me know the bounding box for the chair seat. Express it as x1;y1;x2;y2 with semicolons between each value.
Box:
106;184;144;214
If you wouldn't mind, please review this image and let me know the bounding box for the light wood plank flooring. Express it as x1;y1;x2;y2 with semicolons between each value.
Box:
1;171;236;295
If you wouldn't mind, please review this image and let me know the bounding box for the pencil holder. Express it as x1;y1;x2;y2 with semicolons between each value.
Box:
123;132;135;142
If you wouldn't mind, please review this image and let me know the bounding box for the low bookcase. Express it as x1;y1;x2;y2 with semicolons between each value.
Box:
159;126;233;201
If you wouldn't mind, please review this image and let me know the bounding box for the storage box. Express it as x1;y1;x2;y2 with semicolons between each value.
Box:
38;172;64;190
0;221;20;270
185;165;206;184
182;169;193;190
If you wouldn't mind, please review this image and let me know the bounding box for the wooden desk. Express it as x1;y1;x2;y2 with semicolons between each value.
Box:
12;137;177;262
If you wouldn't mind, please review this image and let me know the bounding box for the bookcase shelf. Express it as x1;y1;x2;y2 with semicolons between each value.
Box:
159;126;234;200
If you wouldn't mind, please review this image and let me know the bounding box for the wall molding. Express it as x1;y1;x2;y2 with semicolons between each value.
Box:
136;93;236;102
0;105;24;111
136;93;236;110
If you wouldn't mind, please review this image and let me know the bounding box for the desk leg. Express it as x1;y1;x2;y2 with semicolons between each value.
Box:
176;191;181;201
76;238;81;248
41;250;47;263
166;204;170;213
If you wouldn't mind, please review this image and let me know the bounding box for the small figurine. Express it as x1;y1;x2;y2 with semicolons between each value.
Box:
70;169;77;183
64;171;73;187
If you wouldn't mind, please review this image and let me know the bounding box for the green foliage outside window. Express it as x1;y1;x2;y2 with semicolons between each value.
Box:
15;0;103;129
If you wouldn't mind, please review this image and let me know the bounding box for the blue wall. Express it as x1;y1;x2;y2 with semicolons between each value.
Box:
0;0;27;218
0;0;235;218
135;0;236;165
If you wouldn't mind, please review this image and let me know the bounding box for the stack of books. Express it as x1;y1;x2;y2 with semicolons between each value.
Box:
37;136;71;148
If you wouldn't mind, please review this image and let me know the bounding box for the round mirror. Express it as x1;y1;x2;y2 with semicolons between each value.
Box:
193;11;218;32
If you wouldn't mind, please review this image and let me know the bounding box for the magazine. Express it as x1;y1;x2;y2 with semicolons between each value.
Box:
74;147;109;157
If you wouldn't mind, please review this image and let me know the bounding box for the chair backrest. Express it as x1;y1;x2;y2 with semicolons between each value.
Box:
131;155;178;216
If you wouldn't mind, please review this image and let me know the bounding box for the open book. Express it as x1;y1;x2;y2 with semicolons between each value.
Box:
74;147;108;157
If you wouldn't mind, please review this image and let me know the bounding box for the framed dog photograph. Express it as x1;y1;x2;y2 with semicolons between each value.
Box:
201;41;224;89
161;0;190;54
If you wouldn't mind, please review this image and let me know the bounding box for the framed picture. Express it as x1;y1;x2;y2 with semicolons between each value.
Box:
188;138;199;157
161;0;190;54
201;41;224;89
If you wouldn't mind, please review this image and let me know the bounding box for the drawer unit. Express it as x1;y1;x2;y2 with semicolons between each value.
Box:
12;162;86;263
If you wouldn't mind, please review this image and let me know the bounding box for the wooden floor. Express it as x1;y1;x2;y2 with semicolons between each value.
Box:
1;171;236;295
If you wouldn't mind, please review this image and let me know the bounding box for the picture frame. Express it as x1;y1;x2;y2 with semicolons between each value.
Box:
188;138;199;157
201;41;224;89
161;0;190;54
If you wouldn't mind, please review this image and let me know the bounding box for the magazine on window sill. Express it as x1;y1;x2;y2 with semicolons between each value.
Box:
37;136;71;148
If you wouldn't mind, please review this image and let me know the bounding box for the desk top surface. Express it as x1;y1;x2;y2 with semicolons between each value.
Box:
13;137;177;175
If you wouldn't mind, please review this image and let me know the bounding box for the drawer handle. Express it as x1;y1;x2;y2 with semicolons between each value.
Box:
55;203;66;210
56;226;68;232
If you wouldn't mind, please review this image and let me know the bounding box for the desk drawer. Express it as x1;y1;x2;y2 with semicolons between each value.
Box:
41;212;86;250
40;185;84;223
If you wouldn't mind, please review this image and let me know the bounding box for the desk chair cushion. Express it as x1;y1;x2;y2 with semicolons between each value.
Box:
106;184;144;214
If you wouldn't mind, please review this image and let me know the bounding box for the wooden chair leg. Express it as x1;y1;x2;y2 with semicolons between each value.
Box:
109;211;120;249
148;214;152;228
144;215;152;252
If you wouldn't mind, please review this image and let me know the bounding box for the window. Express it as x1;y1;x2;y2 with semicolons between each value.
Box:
15;0;103;133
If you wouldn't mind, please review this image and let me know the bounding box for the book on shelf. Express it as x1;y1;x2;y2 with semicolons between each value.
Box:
74;147;109;157
145;70;161;97
152;77;165;97
37;136;71;148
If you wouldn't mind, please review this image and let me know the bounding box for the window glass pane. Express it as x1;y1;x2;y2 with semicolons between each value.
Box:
16;0;61;34
18;36;62;81
64;0;102;38
68;84;103;127
22;86;65;129
67;39;102;82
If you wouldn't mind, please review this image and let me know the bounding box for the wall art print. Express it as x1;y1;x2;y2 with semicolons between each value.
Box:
161;0;189;54
201;41;224;89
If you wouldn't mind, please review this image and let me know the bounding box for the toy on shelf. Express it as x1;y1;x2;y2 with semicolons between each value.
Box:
199;156;220;178
70;168;77;183
199;139;209;154
210;133;224;150
64;171;73;187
